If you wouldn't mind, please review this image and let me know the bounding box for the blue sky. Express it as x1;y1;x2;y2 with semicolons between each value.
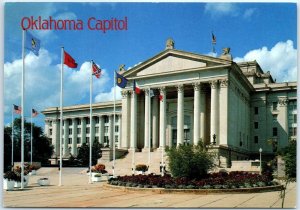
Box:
4;2;297;127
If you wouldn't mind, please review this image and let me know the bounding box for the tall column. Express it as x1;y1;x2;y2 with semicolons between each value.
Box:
219;79;229;145
121;90;131;148
90;116;95;146
52;119;60;157
200;87;206;143
210;80;219;144
130;90;137;149
71;118;78;156
152;94;159;148
81;117;86;144
109;114;113;148
99;115;104;145
193;82;201;145
63;119;69;157
159;87;166;148
144;89;150;149
278;98;289;147
118;114;122;149
177;84;184;146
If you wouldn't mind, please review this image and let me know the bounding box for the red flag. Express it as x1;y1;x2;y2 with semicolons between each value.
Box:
159;95;163;102
64;51;78;68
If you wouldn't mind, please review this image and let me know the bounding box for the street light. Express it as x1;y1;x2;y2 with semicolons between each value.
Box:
259;148;263;175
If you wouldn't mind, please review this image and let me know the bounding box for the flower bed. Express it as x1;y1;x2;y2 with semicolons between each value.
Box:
108;171;277;189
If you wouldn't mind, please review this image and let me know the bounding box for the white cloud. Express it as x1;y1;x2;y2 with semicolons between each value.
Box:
55;12;77;20
94;86;122;103
234;40;297;82
243;8;256;19
4;49;112;125
204;3;239;17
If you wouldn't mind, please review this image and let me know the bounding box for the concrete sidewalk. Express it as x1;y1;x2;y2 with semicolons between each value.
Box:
2;168;297;208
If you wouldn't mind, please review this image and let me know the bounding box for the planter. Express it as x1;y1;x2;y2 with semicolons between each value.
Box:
3;179;15;191
38;178;50;186
136;171;146;175
14;182;21;188
29;170;36;175
92;176;102;182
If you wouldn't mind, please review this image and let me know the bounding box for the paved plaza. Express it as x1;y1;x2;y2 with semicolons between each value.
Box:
2;168;297;208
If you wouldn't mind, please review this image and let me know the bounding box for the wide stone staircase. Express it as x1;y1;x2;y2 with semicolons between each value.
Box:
98;149;168;176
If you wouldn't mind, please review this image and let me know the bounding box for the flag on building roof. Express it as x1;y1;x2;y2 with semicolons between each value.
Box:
150;89;155;97
25;31;41;56
212;33;216;45
13;104;22;114
92;62;102;79
64;51;78;68
116;71;128;88
32;109;38;117
133;80;141;94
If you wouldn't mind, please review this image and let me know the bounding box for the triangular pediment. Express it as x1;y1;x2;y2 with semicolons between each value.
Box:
122;49;232;78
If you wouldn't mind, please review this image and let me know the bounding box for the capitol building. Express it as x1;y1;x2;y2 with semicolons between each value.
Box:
42;39;297;168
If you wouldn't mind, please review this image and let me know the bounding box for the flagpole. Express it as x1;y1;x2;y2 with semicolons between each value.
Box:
89;61;93;184
59;47;64;186
21;29;25;189
30;108;33;164
11;107;14;167
113;71;116;177
148;87;151;173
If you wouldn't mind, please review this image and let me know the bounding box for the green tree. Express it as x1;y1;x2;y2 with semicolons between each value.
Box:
166;141;215;179
4;118;54;172
277;140;296;208
77;139;102;166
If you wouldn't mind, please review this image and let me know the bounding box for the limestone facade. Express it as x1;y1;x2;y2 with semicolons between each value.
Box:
42;45;297;166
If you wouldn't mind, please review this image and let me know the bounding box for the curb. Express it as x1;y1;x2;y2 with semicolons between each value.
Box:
104;183;283;194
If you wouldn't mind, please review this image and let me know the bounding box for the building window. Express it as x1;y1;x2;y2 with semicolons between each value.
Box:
104;126;109;133
95;127;99;133
104;136;109;146
115;135;119;142
115;126;119;132
86;118;90;125
254;122;258;129
289;127;297;137
69;129;72;135
254;136;258;144
49;121;52;126
288;100;297;137
68;138;72;144
95;117;99;124
86;128;90;134
115;115;119;123
62;129;64;135
254;107;258;115
273;127;278;136
273;102;278;111
104;116;109;123
77;119;81;125
86;137;90;143
77;137;81;144
95;136;99;142
49;129;52;135
77;128;81;134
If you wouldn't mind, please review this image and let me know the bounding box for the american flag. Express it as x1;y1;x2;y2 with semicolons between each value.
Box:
32;109;38;117
13;104;22;114
92;62;102;79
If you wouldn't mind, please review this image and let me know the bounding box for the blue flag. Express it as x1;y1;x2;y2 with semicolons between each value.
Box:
116;71;128;88
25;31;40;56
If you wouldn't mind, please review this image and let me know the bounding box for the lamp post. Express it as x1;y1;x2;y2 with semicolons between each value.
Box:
259;148;262;175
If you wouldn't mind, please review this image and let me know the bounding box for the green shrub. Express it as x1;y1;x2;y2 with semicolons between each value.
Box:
166;141;215;179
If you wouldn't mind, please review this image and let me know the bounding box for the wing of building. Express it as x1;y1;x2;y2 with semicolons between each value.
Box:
42;39;297;168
